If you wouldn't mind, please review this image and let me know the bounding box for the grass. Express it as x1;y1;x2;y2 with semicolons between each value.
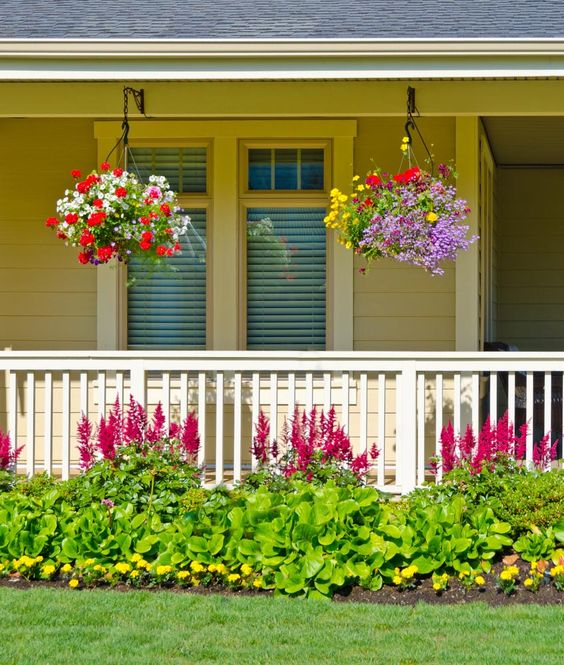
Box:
0;588;562;665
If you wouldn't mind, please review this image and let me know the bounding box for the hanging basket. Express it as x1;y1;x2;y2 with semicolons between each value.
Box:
45;162;190;266
326;151;475;276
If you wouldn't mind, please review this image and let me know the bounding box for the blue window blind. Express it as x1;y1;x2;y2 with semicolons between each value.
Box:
128;209;207;349
247;208;326;350
128;147;207;193
248;148;324;191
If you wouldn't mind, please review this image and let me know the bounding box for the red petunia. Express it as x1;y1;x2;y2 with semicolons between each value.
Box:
139;240;152;250
365;174;382;187
87;211;106;227
79;231;95;247
141;231;153;242
78;252;90;264
97;246;113;262
174;242;181;252
115;187;128;198
77;181;91;194
65;213;79;224
71;169;82;179
45;217;58;227
139;216;150;225
56;230;67;240
149;212;158;219
156;245;167;256
164;227;173;234
113;168;123;177
92;199;104;209
393;166;421;184
160;203;171;216
100;162;111;172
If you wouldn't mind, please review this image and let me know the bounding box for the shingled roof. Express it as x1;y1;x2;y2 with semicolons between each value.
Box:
1;0;564;40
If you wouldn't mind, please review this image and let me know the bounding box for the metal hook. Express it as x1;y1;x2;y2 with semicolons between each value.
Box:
404;118;415;145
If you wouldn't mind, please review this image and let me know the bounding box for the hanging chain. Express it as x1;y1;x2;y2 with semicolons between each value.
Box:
105;87;147;166
402;86;434;175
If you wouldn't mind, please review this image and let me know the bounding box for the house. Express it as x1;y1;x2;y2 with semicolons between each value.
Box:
1;0;564;491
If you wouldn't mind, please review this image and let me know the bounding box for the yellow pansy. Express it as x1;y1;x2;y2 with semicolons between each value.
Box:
68;579;79;589
130;570;140;579
432;583;442;591
130;553;142;563
115;562;131;575
241;564;253;577
392;575;402;585
61;563;73;574
227;573;241;583
475;575;485;586
42;564;56;577
524;577;533;587
156;565;172;576
253;578;263;589
190;561;205;573
177;570;190;580
426;212;438;223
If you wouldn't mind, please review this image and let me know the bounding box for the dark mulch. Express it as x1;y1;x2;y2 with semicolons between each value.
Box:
1;557;562;605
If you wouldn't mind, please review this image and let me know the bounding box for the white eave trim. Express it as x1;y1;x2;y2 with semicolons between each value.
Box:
3;38;564;80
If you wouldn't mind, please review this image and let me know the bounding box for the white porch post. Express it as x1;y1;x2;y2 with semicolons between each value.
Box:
455;117;480;352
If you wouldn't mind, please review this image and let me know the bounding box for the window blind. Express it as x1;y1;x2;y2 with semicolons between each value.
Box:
128;147;207;193
128;209;207;349
247;207;326;350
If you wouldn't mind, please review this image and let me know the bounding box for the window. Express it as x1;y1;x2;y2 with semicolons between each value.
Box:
126;146;209;349
248;147;324;191
242;142;329;350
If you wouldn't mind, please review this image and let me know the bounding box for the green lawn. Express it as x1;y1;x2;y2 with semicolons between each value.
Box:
0;588;562;665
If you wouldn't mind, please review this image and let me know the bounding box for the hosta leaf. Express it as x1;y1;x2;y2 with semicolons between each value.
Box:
208;533;224;556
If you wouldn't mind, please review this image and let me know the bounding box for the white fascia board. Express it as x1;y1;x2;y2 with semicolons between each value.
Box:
2;39;564;80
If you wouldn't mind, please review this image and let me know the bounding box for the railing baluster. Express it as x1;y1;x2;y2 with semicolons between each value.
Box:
453;373;461;436
359;372;368;456
270;372;278;453
508;371;516;427
377;373;385;486
526;371;534;465
305;373;313;413
44;372;52;475
8;371;17;468
80;371;88;417
251;372;260;471
198;372;206;469
323;372;331;414
26;373;35;477
215;372;224;485
233;372;242;484
544;372;552;437
97;371;106;420
162;371;171;425
471;373;480;435
287;372;296;417
116;371;124;407
180;372;188;422
489;372;498;424
62;372;70;481
417;372;425;486
341;372;349;434
435;373;443;467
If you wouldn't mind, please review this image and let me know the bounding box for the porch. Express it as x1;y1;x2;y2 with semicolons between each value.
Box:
2;350;562;494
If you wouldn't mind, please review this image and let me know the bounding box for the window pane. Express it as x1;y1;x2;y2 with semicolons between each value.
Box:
274;149;298;190
128;147;207;193
182;147;207;193
301;148;324;189
128;209;207;349
248;149;272;190
247;207;326;350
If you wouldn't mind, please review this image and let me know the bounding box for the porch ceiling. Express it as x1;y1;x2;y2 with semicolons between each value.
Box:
483;116;564;166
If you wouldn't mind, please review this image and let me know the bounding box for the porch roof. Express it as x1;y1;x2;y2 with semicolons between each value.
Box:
1;0;564;40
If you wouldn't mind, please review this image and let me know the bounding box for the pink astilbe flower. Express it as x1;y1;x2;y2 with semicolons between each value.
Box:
459;424;476;462
252;410;270;465
439;422;458;473
108;397;123;444
369;442;380;461
97;417;116;461
351;451;369;477
146;402;166;443
0;429;23;470
179;412;200;460
533;433;559;471
124;395;148;445
77;414;95;470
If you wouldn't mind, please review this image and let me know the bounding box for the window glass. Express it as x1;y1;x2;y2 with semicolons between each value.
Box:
248;148;324;191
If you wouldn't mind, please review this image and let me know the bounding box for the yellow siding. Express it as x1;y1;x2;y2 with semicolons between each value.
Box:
498;169;564;351
0;119;97;350
352;117;456;351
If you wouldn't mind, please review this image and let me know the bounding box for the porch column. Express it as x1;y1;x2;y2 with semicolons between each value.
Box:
331;136;354;350
212;137;238;350
455;117;480;351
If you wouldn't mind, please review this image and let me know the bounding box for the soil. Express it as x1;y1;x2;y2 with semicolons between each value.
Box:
0;558;562;606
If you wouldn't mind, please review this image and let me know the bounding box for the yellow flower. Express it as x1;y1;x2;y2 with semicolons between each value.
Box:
216;563;228;576
524;577;533;588
432;583;442;591
426;212;438;223
68;579;79;589
83;559;95;567
356;184;365;192
177;570;191;580
93;564;105;573
499;570;512;581
253;578;263;589
208;564;217;573
35;556;43;563
352;175;360;182
41;564;56;577
402;136;410;144
227;573;241;583
342;212;350;220
130;553;142;563
0;564;4;572
345;241;352;250
392;575;402;586
190;561;205;574
441;574;449;582
156;565;172;576
458;570;469;579
241;564;253;577
401;565;418;580
130;570;140;579
338;194;348;203
115;562;131;575
530;561;538;571
136;559;149;569
400;144;408;152
330;188;340;198
475;575;485;586
61;563;72;574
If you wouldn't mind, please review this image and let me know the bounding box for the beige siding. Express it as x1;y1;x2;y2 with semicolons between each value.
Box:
498;169;564;351
352;117;456;351
0;119;97;350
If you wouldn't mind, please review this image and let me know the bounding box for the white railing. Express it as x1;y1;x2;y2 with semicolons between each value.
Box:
1;351;563;494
